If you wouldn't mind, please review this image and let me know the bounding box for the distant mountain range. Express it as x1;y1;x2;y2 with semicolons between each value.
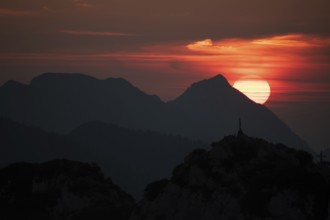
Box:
0;73;166;133
0;72;310;151
0;118;205;198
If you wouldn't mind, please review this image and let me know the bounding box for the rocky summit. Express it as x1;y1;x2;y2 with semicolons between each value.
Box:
131;135;330;220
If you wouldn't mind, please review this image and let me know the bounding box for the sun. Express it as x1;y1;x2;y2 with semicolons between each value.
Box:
233;77;271;104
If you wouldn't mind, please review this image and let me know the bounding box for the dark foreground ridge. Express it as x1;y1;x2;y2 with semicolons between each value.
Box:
0;159;135;220
2;134;330;220
131;135;330;220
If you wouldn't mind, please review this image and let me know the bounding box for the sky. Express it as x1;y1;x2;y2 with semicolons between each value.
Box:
1;0;330;151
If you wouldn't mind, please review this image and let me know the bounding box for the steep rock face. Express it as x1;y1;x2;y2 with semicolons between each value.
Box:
131;135;329;220
0;159;135;220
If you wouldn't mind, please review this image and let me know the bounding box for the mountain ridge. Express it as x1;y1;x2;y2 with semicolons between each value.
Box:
168;74;310;152
0;118;206;198
0;72;310;152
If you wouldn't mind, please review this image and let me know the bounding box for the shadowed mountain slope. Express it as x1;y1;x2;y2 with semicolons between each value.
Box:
0;118;206;198
68;121;206;198
0;118;79;166
0;73;166;133
168;74;310;151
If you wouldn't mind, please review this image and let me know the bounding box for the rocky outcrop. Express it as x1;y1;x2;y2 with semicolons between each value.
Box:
0;159;135;220
131;135;329;220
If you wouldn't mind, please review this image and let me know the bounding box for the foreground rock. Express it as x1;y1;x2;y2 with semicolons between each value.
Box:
131;135;330;220
0;159;135;220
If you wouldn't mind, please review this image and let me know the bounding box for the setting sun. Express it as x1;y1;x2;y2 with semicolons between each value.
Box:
233;78;271;104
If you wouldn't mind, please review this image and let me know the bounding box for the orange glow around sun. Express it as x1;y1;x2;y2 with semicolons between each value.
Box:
186;34;330;75
184;34;330;104
1;34;329;102
185;34;326;77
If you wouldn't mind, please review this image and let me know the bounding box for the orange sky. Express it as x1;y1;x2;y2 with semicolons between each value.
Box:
1;0;330;150
1;33;330;104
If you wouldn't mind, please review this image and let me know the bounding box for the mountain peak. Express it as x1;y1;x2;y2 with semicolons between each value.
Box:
209;74;228;81
34;72;96;79
191;74;231;89
169;74;234;104
30;72;97;86
1;80;27;90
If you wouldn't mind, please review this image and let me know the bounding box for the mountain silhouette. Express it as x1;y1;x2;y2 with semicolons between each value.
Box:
168;74;310;151
0;73;165;133
0;118;79;166
0;72;310;151
0;159;135;220
0;118;206;198
3;136;330;220
131;134;329;220
68;121;206;198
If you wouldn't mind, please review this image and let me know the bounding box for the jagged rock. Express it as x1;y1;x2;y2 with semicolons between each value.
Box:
131;135;330;220
0;159;135;220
